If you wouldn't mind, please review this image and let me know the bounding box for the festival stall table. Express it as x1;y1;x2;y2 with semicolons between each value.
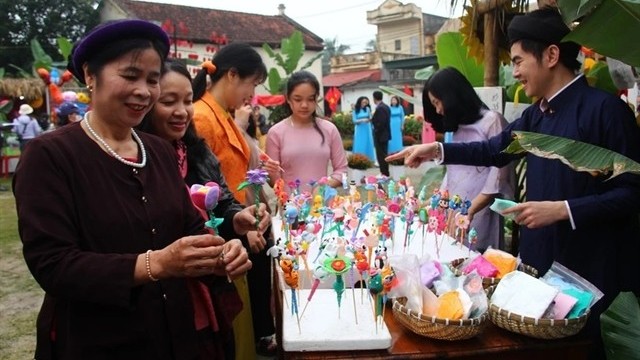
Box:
271;214;477;353
273;270;592;360
270;213;591;359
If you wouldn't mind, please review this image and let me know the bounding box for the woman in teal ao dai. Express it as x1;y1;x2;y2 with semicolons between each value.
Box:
388;95;405;154
351;96;376;162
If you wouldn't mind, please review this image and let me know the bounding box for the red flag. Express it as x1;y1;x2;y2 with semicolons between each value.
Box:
325;87;342;113
254;94;285;107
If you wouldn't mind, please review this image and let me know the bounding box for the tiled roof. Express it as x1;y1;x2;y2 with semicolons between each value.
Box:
108;0;324;50
323;69;381;87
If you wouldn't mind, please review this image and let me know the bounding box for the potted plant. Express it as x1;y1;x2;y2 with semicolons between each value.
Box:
387;153;406;179
347;153;373;184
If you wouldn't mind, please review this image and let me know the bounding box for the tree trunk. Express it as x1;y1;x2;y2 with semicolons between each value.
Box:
483;10;500;86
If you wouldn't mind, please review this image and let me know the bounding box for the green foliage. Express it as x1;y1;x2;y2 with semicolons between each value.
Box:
322;37;350;75
417;165;446;195
347;153;373;170
280;31;304;74
267;68;283;95
379;85;420;105
31;39;54;71
403;117;422;141
332;111;354;139
300;52;324;72
505;83;533;104
414;65;435;80
600;292;640;359
56;37;73;63
0;0;100;75
262;30;323;94
435;32;484;87
0;99;14;122
262;31;323;123
267;104;290;124
559;0;640;67
586;61;618;95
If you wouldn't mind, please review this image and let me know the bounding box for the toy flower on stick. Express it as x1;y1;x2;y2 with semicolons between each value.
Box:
280;257;301;333
322;255;354;319
189;182;229;281
300;264;330;319
189;182;223;233
237;168;269;229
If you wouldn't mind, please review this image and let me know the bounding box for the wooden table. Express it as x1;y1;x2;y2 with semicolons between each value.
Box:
273;267;591;360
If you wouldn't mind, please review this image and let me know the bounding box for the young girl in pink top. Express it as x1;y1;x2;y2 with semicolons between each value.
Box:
266;71;348;192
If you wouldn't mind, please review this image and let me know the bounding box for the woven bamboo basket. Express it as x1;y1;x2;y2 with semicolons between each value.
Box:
486;286;590;339
392;297;488;340
449;258;539;289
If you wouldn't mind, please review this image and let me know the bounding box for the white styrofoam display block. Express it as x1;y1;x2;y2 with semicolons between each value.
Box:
280;288;391;352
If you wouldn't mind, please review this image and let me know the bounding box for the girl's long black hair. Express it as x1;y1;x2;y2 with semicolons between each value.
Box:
422;67;487;133
192;43;267;101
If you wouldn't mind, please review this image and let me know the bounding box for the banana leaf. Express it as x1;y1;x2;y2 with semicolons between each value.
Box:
435;32;484;87
503;131;640;179
379;85;421;105
414;65;435;80
31;38;53;71
600;292;640;360
585;61;618;95
418;165;446;195
300;51;324;71
56;37;73;63
558;0;640;67
266;68;283;95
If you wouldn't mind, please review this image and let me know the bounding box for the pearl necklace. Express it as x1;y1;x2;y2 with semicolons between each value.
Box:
83;115;147;168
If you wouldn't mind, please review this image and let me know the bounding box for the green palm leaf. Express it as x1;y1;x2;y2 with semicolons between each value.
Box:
434;32;484;87
418;165;446;194
414;65;435;80
600;292;640;360
503;131;640;179
558;0;640;67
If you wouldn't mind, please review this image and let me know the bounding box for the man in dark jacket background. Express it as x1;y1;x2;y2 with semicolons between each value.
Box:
371;90;391;176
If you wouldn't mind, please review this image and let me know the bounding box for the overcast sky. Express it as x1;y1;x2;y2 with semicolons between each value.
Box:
139;0;465;52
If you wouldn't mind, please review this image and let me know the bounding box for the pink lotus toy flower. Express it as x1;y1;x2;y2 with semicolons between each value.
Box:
190;182;220;211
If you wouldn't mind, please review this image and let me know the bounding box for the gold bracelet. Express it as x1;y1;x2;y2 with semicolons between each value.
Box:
145;250;159;282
